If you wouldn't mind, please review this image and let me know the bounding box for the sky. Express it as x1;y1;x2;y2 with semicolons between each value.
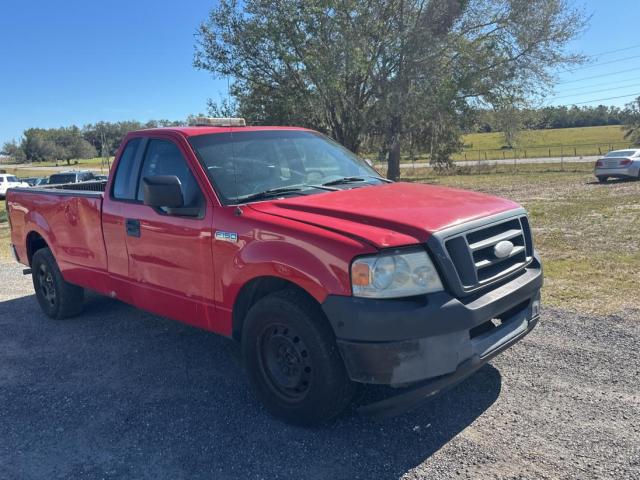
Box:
1;0;640;145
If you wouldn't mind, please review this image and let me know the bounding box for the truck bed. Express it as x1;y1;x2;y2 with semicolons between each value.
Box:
7;181;111;294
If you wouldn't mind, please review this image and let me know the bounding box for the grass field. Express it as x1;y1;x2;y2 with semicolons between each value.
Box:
462;125;627;150
372;125;631;162
455;125;630;161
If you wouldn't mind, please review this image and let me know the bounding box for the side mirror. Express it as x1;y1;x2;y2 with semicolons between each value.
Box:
142;175;184;208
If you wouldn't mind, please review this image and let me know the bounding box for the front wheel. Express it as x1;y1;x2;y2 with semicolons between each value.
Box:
242;289;355;425
597;176;608;183
31;248;84;319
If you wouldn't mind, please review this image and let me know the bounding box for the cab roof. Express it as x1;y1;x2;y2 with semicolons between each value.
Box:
134;125;313;138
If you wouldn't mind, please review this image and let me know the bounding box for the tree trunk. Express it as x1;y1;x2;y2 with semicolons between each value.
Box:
386;116;402;181
387;138;401;181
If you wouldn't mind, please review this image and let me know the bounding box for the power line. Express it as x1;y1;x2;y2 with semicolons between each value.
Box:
585;42;640;59
566;54;640;72
568;92;640;106
552;83;640;100
557;66;640;85
555;76;640;94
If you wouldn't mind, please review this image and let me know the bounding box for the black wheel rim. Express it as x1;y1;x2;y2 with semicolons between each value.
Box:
258;323;312;402
37;263;56;308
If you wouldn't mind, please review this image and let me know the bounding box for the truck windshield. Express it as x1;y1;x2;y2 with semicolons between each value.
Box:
189;130;383;204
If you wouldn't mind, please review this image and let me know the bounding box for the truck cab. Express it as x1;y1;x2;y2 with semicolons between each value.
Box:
7;118;542;424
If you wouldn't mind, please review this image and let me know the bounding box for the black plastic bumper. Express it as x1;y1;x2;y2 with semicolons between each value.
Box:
321;258;542;415
359;315;538;418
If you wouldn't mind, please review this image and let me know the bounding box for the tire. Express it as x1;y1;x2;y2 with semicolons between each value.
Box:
597;176;608;183
31;248;84;319
242;288;355;425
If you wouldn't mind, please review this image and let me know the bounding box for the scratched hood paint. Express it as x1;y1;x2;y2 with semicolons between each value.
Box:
249;182;520;248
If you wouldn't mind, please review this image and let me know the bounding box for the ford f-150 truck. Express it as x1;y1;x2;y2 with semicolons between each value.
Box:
6;118;542;424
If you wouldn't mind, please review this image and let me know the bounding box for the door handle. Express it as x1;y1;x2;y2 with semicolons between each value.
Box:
125;219;141;238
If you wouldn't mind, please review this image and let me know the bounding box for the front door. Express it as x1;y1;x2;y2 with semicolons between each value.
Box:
121;137;216;331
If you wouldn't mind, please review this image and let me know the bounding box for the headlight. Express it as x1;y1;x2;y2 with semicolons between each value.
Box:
351;248;443;298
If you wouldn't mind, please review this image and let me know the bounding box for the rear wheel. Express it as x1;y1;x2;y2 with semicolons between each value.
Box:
597;176;608;183
32;248;84;319
242;289;355;425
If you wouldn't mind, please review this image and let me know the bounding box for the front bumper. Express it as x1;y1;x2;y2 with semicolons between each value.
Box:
321;256;542;414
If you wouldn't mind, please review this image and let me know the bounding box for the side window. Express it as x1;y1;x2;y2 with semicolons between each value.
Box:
136;139;204;213
112;138;142;200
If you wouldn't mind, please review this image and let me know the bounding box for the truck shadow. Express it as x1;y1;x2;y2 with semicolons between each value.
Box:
0;293;502;480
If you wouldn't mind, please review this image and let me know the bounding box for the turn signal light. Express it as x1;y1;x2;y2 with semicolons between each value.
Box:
352;263;371;286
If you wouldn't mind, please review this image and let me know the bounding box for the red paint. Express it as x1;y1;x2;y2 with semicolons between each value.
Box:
7;126;521;338
250;182;519;248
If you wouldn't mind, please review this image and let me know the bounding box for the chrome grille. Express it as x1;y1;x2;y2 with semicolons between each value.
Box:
443;215;533;292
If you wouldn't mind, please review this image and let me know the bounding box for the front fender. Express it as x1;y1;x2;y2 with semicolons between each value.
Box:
212;205;378;323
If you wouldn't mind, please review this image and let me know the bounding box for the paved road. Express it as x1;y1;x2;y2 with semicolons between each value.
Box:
396;155;598;169
6;154;598;175
1;262;638;479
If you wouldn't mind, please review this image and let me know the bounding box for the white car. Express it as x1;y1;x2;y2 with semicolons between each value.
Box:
0;174;29;198
595;149;640;183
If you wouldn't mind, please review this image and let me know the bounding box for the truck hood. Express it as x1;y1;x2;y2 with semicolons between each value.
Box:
248;182;521;248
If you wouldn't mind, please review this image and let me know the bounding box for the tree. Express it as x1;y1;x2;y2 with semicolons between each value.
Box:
46;127;97;165
1;140;26;163
82;121;143;156
623;97;640;146
493;103;523;148
22;129;57;162
195;0;585;179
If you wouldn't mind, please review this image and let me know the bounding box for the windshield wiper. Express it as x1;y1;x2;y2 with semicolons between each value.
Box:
236;186;304;203
321;176;366;186
235;183;339;203
322;175;391;186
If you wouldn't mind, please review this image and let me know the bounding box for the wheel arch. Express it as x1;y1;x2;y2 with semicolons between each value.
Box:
25;230;50;266
231;276;322;342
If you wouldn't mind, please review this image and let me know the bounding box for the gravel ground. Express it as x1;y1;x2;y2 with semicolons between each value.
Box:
1;261;638;480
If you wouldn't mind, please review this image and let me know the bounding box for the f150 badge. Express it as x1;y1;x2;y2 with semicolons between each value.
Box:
215;231;238;243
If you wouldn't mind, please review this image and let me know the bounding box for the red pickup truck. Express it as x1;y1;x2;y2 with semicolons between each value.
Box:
7;119;542;424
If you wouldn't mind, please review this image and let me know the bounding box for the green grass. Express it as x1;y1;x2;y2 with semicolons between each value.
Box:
463;125;626;150
379;125;630;163
455;125;630;161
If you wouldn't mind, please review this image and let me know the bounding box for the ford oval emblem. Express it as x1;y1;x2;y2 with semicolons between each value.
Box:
494;240;514;259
